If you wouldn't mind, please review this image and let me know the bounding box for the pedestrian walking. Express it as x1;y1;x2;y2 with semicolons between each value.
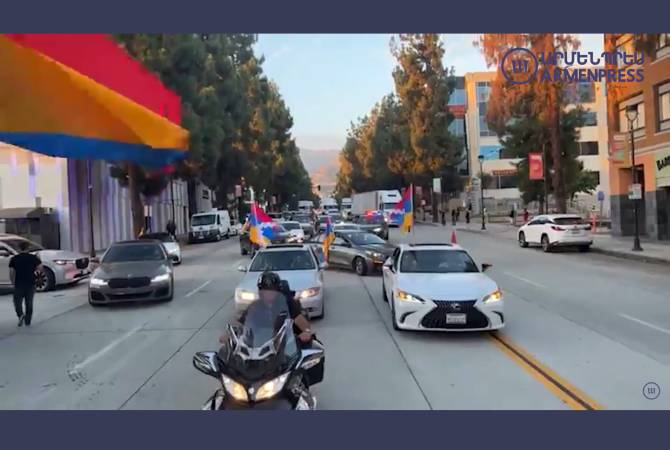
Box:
451;209;457;226
166;219;177;238
9;241;43;327
441;209;446;226
509;208;515;226
523;208;529;224
465;209;471;224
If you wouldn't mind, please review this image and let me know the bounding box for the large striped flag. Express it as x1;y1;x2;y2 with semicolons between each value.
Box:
323;216;334;259
250;202;275;247
395;185;413;234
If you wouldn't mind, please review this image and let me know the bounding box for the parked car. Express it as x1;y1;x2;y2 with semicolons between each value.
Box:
239;224;291;256
0;233;90;292
352;212;389;239
88;240;174;306
139;232;182;264
188;210;231;243
382;243;503;331
517;214;592;252
310;230;395;276
235;244;326;318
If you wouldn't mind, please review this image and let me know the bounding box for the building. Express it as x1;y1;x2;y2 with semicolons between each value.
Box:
605;33;670;241
464;71;611;216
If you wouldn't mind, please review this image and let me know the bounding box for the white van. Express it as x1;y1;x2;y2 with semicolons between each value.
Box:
189;209;231;243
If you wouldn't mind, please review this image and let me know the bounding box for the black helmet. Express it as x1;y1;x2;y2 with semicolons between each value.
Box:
257;271;282;292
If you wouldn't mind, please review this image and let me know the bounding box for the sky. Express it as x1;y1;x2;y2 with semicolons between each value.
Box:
254;34;604;151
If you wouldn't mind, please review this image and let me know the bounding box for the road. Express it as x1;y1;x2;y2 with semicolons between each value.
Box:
1;224;669;409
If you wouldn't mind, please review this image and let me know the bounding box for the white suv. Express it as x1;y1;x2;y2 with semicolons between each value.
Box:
518;214;592;253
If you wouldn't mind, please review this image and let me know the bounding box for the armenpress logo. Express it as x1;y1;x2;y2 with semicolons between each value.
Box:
501;48;645;85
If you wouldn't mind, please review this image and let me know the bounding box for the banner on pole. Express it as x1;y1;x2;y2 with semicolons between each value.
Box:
529;153;544;180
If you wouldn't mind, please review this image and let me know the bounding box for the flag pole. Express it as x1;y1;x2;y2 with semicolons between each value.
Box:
411;183;415;244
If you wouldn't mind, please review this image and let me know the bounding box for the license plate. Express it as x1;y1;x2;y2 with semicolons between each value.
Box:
570;230;581;235
446;313;467;324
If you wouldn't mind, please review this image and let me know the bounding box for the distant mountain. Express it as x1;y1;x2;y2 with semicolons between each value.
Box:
299;148;340;195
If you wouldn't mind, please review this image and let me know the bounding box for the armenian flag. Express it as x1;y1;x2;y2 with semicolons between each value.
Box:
395;184;413;234
250;202;275;247
323;216;334;259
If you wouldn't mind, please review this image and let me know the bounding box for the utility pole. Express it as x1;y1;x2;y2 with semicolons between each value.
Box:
87;160;96;257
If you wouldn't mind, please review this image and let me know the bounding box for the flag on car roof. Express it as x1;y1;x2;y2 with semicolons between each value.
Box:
395;185;413;234
323;216;334;259
250;202;275;247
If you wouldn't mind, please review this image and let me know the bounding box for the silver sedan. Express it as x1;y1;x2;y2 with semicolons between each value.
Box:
310;230;396;276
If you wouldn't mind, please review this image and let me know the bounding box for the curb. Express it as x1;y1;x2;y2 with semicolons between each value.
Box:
590;247;670;266
416;221;440;227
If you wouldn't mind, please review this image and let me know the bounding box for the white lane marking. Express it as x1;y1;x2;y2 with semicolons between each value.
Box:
72;324;144;372
619;313;670;336
185;280;212;298
501;271;547;289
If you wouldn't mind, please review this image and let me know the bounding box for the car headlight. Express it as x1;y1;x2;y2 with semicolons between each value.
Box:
53;259;73;266
373;227;382;233
90;277;107;287
482;288;503;304
253;373;289;401
222;375;248;402
151;273;171;283
396;289;424;303
365;250;383;259
236;289;259;302
297;287;321;299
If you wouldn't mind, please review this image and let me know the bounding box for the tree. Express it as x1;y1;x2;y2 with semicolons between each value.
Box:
479;33;581;213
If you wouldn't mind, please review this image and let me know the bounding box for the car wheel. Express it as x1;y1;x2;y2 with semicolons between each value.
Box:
382;280;388;303
579;245;591;253
35;267;55;292
541;234;552;253
390;296;400;330
216;232;222;242
518;232;529;248
353;257;367;276
225;230;230;239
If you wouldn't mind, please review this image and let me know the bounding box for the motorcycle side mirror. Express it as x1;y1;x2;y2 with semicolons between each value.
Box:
237;264;248;272
482;263;493;272
193;351;220;378
299;348;324;370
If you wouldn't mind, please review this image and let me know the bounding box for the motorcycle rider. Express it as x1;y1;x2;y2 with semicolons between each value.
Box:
221;271;314;345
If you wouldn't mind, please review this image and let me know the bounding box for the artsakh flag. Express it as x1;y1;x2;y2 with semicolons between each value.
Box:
323;216;334;259
395;185;413;234
250;202;275;247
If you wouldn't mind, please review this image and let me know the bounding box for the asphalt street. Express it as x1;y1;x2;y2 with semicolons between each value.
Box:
1;224;669;409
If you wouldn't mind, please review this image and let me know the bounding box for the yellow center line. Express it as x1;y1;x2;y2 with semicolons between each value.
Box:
490;332;604;410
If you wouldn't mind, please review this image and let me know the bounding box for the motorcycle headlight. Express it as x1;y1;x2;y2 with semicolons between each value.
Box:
236;289;259;302
151;273;171;283
253;373;289;401
90;277;108;287
482;288;503;304
222;375;248;402
297;287;321;299
396;289;425;303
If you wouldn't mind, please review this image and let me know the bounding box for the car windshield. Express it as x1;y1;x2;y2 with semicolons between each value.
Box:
2;238;43;253
346;232;385;245
400;250;479;273
140;233;175;243
282;222;301;231
335;224;358;231
293;215;310;223
249;250;316;271
382;202;398;210
192;215;216;226
102;243;166;263
358;214;384;224
553;217;585;225
329;213;342;221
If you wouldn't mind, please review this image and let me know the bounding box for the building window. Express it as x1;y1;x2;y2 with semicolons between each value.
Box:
657;34;670;51
582;111;598;126
565;82;595;104
479;145;501;160
618;101;645;132
449;88;466;105
615;36;636;68
498;175;518;189
448;118;465;136
657;81;670;132
579;142;599;156
587;171;601;186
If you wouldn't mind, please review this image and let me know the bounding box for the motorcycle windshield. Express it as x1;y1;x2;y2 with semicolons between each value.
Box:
222;291;300;381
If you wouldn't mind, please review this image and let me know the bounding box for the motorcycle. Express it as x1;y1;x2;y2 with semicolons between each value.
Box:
193;290;325;410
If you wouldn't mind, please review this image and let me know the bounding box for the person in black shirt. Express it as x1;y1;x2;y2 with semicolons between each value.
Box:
9;241;43;327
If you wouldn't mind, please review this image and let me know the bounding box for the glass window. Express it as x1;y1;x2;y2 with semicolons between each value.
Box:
615;37;636;68
618;102;645;131
579;142;599;156
498;175;518;189
448;118;464;136
582;111;598;126
2;238;43;253
480;145;502;160
249;250;316;272
448;88;466;105
332;237;346;246
657;85;670;131
400;250;479;274
103;243;166;263
657;33;670;51
345;232;385;245
140;232;175;243
552;216;587;225
191;214;216;226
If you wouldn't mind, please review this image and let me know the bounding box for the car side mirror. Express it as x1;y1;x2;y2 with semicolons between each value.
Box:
237;265;248;272
482;263;493;272
0;249;10;258
193;351;220;378
90;256;100;264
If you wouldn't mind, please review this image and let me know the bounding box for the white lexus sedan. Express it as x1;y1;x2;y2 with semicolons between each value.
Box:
517;214;592;253
382;244;504;332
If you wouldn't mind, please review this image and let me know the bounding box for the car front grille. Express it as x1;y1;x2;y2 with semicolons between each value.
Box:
75;258;89;269
420;300;489;329
108;292;153;301
108;277;151;289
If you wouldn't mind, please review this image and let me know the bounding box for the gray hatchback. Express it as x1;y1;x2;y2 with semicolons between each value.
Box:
88;240;174;306
311;230;396;276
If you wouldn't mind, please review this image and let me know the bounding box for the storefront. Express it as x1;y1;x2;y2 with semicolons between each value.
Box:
655;147;670;240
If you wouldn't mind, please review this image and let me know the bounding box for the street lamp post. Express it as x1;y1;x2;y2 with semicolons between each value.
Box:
626;105;643;252
478;154;486;230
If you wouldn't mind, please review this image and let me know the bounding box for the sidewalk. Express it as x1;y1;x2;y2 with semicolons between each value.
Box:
451;221;670;266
